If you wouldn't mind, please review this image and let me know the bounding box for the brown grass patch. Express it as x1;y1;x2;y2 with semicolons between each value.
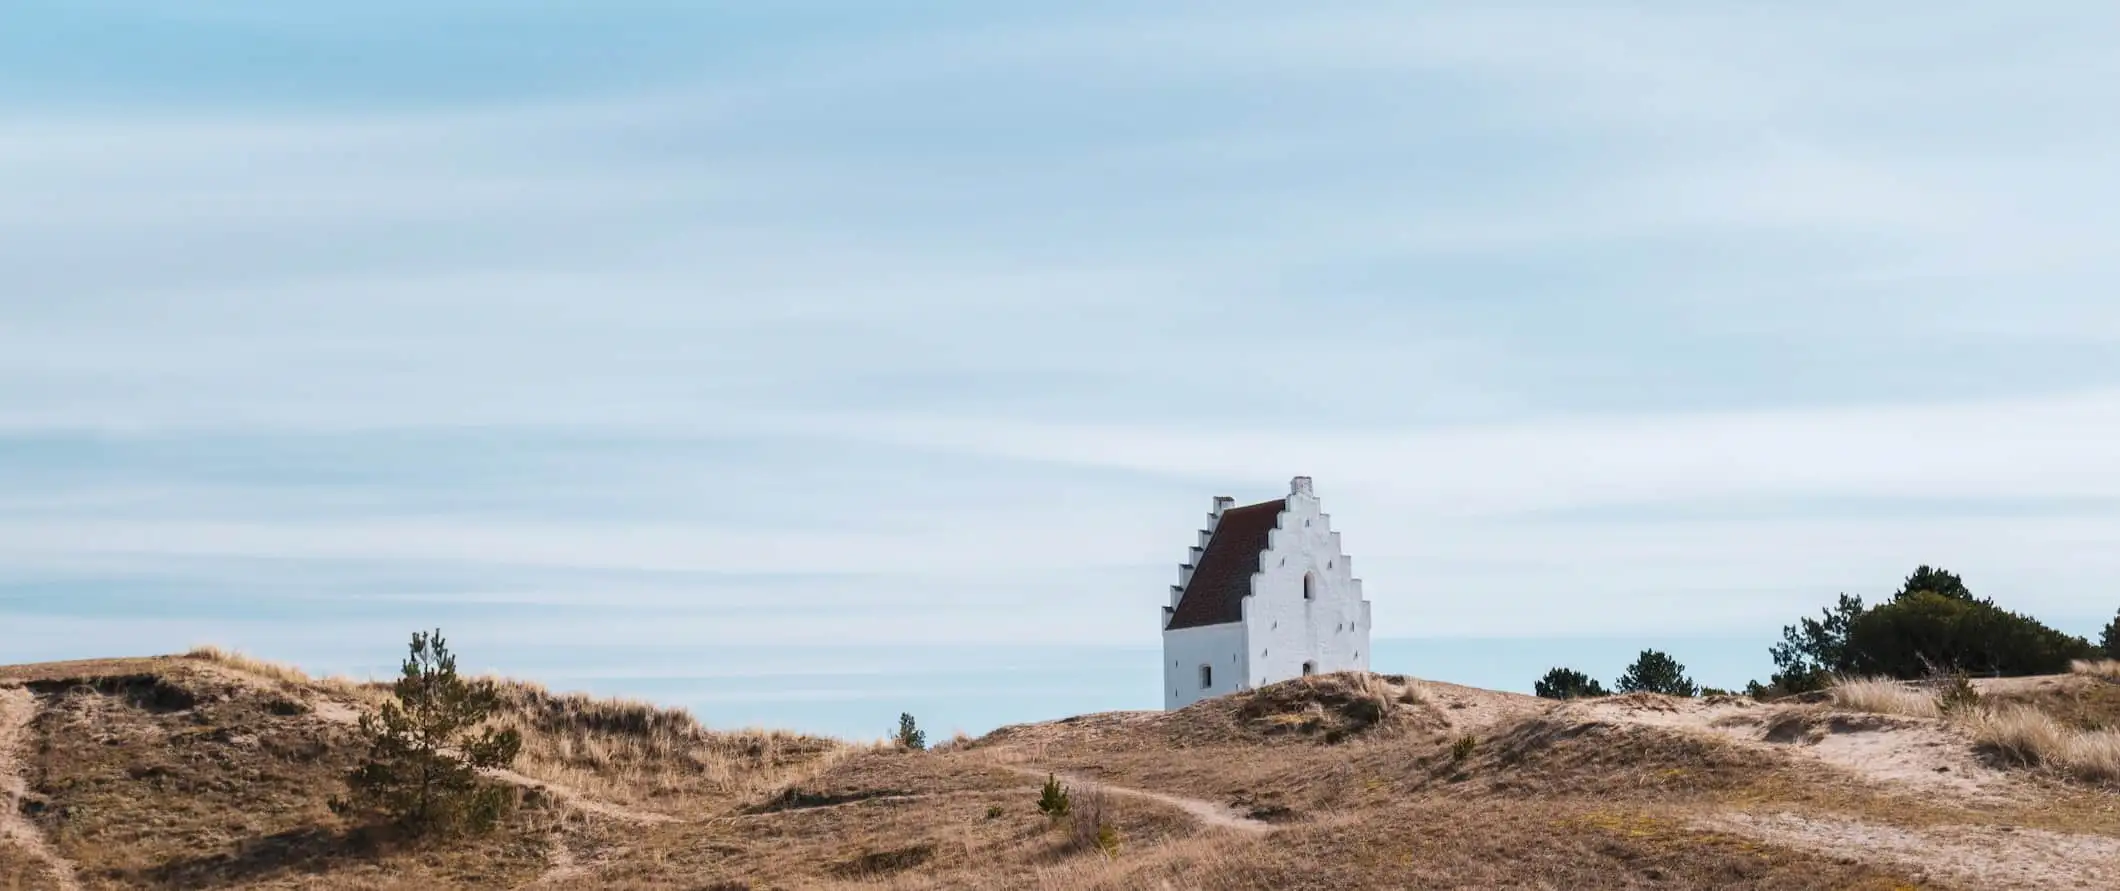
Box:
1964;704;2120;783
485;679;845;809
1826;676;2120;787
2071;659;2120;679
1229;672;1438;743
1827;677;1942;719
9;661;558;888
181;645;376;699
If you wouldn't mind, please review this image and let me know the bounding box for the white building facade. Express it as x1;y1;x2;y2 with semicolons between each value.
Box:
1161;476;1371;710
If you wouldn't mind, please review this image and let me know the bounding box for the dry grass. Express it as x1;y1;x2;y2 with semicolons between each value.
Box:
180;650;851;810
1963;704;2120;783
2071;659;2120;680
1827;676;2120;785
1066;785;1119;857
1827;677;1942;719
484;679;845;809
181;645;376;699
2;659;556;888
3;658;2091;889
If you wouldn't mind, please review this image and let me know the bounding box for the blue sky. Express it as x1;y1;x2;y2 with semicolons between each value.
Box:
5;2;2120;737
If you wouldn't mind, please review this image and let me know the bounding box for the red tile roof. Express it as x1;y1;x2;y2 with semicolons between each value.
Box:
1164;498;1286;630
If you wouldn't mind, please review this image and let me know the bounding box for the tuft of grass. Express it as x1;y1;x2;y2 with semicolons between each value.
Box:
1826;677;1942;718
2072;659;2120;680
181;644;373;697
482;678;846;806
1067;785;1120;858
1827;676;2120;785
1965;704;2120;783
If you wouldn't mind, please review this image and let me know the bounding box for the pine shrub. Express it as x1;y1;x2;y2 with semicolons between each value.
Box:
1037;772;1070;819
332;629;523;838
1450;734;1477;762
895;713;926;751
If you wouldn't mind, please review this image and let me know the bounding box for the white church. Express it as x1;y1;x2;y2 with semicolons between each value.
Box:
1161;476;1371;709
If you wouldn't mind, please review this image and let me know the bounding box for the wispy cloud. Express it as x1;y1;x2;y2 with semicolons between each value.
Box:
4;1;2119;676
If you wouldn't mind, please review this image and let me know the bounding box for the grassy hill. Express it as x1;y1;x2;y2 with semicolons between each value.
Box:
4;651;2119;890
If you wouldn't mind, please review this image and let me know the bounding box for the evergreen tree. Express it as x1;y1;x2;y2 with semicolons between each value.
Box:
1843;592;2095;677
1768;593;1865;693
895;712;926;751
2101;608;2120;660
334;629;522;837
1037;773;1071;818
1533;667;1609;700
1615;649;1699;697
1895;565;1978;603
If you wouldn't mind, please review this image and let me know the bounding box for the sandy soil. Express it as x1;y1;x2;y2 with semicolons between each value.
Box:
0;685;81;891
1572;694;2021;800
1412;679;1547;734
1703;811;2120;891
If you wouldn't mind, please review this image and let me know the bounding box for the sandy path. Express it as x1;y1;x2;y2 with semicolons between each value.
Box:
481;767;679;825
0;686;81;891
1569;695;2020;800
1703;812;2120;891
1003;766;1272;834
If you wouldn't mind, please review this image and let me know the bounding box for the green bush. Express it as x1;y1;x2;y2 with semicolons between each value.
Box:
1935;673;1984;714
1769;593;1866;694
1843;591;2096;678
1093;823;1121;858
1450;734;1477;762
1533;667;1608;700
1898;565;1976;602
1037;773;1070;819
1770;567;2097;686
1616;649;1699;697
332;629;523;838
2101;608;2120;660
895;713;926;751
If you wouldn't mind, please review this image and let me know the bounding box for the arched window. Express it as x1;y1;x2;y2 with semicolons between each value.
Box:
1303;573;1315;600
1198;664;1213;689
1302;661;1316;676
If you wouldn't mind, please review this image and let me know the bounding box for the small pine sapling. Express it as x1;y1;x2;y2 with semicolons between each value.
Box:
1037;772;1071;819
895;712;926;751
332;629;523;839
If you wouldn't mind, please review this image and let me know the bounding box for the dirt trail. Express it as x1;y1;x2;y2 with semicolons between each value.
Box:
482;767;679;825
0;686;82;891
1003;766;1271;834
1703;812;2120;891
